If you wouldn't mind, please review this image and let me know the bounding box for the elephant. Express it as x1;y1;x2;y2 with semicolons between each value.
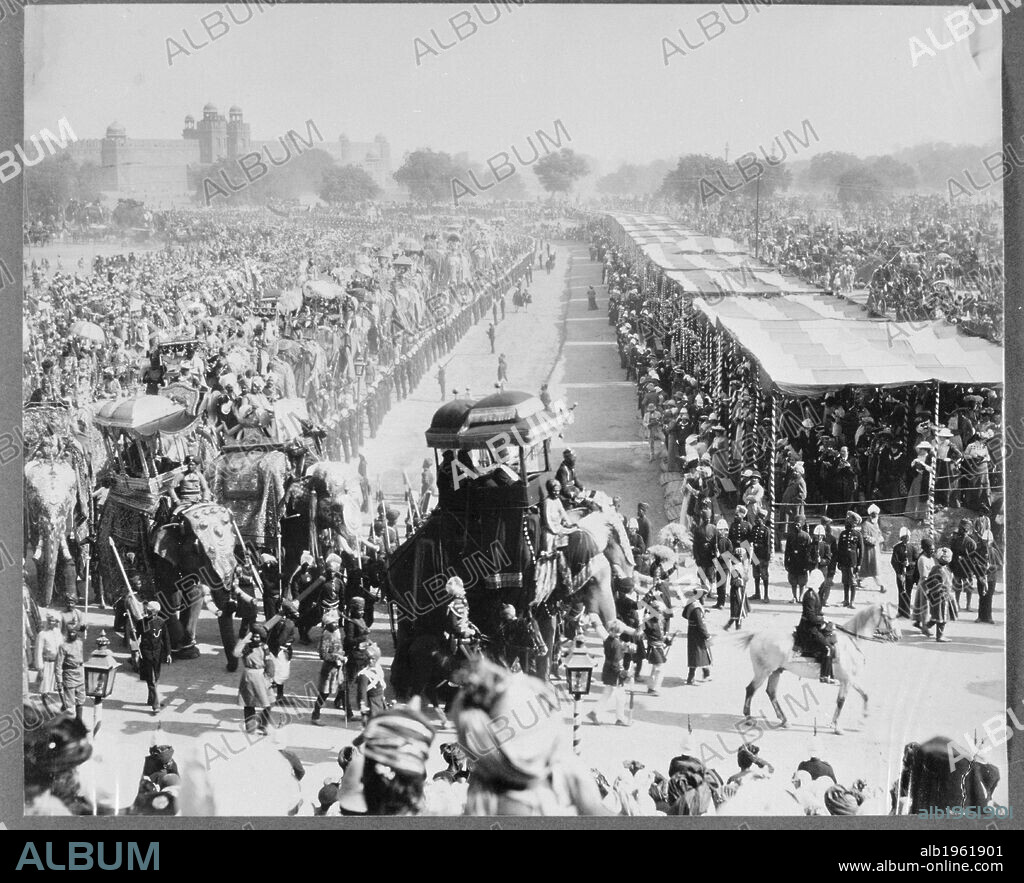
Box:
24;458;81;608
279;460;365;584
23;409;95;607
150;502;243;664
209;448;292;553
529;509;635;681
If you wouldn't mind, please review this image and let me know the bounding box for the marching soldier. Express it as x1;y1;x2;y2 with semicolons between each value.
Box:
342;598;371;719
311;613;344;725
356;643;387;725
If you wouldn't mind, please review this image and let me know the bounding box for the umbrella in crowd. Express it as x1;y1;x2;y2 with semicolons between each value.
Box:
69;320;106;344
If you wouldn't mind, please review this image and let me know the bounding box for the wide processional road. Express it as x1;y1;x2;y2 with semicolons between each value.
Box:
79;242;1008;810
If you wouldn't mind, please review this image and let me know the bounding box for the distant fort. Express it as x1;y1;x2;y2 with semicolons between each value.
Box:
66;103;393;206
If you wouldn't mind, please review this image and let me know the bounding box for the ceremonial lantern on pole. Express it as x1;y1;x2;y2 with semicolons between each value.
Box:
354;352;367;410
564;640;596;756
83;631;119;741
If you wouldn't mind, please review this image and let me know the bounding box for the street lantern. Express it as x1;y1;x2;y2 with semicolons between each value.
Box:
84;631;120;700
84;631;120;744
564;640;596;756
564;641;595;697
353;354;367;377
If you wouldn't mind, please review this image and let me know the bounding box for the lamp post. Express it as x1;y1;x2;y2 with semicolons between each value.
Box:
563;639;596;756
83;630;120;741
353;353;368;449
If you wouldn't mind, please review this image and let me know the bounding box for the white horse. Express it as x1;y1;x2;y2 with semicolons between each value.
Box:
739;603;900;734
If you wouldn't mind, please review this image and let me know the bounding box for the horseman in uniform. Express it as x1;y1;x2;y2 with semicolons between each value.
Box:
795;582;838;685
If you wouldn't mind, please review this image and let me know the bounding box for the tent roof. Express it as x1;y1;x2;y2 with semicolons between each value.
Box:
668;268;828;296
695;296;1004;394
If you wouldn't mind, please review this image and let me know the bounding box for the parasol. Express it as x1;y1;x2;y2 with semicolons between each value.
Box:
224;350;250;372
69;320;106;344
276;289;303;312
303;279;345;300
93;394;194;436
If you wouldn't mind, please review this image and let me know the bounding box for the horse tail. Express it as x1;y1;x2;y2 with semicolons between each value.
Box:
737;632;755;652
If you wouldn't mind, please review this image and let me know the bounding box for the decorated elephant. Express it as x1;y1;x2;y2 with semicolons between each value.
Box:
23;406;94;607
529;508;635;681
150;502;243;664
279;460;364;581
209;449;292;552
280;461;364;573
24;456;81;608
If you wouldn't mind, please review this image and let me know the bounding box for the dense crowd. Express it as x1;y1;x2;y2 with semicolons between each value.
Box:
25;648;1000;816
24;205;539;470
671;195;1003;342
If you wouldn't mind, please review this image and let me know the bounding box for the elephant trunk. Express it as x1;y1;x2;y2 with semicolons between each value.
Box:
34;525;62;608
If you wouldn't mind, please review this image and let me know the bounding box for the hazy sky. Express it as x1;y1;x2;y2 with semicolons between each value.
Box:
26;4;1001;172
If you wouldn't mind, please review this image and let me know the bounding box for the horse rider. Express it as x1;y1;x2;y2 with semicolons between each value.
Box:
796;582;838;685
541;479;577;554
169;456;211;509
443;576;479;658
555;449;586;508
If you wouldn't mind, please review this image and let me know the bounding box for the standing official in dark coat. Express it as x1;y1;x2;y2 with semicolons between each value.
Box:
138;601;172;714
683;588;712;685
784;521;812;604
890;527;912;618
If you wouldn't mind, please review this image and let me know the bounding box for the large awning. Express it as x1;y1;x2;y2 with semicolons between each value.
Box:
695;296;1004;395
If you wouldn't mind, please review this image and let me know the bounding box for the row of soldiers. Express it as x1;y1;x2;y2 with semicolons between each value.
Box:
316;256;534;459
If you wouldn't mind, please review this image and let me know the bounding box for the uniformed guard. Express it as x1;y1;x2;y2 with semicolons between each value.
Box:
356;643;387;725
55;623;87;723
311;614;344;725
342;598;371;719
836;511;864;608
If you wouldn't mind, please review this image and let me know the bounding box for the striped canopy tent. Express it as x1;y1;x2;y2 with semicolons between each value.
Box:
693;295;1004;396
606;213;692;249
668;268;828;297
